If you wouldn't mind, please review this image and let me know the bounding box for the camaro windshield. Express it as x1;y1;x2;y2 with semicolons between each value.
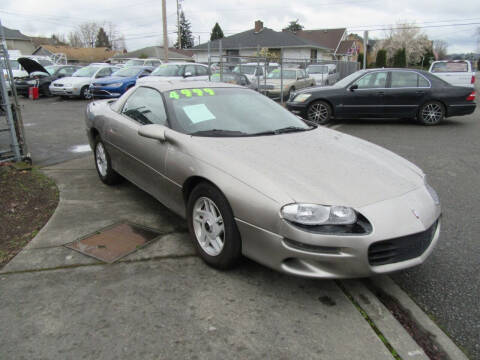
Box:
112;67;143;77
73;66;100;77
166;87;312;136
267;70;296;79
151;64;182;76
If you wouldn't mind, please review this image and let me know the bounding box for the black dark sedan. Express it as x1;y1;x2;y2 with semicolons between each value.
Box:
15;58;79;97
286;68;476;125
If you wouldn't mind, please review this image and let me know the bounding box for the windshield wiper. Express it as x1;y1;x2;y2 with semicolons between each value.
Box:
190;129;248;137
251;126;313;136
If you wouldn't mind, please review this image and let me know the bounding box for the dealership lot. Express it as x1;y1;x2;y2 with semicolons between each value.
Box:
11;81;480;358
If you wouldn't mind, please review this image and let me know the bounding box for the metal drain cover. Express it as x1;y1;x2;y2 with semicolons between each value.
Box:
65;222;161;263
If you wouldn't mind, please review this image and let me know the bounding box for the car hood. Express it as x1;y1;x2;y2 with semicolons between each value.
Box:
183;127;424;208
52;76;90;85
17;57;49;75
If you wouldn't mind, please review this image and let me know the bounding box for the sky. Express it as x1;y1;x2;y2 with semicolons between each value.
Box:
1;0;479;54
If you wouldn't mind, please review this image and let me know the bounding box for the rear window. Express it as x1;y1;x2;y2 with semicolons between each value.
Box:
431;62;469;73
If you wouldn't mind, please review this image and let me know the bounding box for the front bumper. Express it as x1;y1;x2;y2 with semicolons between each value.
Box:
286;101;308;118
90;85;123;98
237;186;441;278
49;84;81;97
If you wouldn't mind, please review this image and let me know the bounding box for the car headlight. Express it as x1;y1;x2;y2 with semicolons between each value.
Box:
108;83;123;87
292;94;311;102
281;203;357;225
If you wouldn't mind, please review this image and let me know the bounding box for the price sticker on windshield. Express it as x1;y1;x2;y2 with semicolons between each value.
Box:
169;88;215;100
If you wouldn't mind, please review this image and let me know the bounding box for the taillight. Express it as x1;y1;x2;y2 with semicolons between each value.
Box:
466;91;475;101
472;75;475;84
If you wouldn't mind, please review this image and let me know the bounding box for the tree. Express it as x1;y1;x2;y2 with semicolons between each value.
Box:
433;40;448;60
78;21;101;47
95;27;111;48
210;23;224;41
378;22;431;66
376;49;387;67
174;11;194;49
392;48;407;67
68;31;83;47
357;52;364;65
283;19;304;32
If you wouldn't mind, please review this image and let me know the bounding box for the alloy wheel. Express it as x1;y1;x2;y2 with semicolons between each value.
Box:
95;142;107;177
308;102;329;123
422;103;443;124
192;197;225;256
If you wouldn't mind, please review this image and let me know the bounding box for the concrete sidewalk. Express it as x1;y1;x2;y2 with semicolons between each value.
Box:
0;156;466;359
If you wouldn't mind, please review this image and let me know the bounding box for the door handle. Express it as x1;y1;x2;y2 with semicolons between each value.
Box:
416;91;424;95
377;91;385;96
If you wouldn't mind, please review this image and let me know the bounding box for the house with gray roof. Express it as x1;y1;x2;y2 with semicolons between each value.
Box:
192;21;336;63
110;46;193;63
1;25;35;55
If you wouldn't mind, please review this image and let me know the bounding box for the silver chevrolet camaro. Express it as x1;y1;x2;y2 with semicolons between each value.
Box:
85;81;441;278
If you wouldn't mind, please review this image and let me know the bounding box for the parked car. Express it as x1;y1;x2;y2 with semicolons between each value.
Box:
89;66;153;98
85;81;441;278
259;68;316;100
286;68;476;125
429;60;475;88
306;64;338;86
209;72;257;90
14;58;80;97
124;58;163;67
232;62;279;82
49;64;120;99
137;62;210;84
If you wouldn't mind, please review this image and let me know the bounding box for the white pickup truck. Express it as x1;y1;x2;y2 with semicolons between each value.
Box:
429;60;475;88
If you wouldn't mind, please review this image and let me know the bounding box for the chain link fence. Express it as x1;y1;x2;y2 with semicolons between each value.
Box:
203;54;359;102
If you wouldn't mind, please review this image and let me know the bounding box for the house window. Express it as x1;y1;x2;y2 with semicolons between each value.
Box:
310;49;317;62
226;50;239;63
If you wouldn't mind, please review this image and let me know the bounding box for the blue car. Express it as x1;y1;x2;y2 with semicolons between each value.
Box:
89;66;153;98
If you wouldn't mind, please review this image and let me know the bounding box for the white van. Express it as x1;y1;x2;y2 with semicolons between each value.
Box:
429;60;475;88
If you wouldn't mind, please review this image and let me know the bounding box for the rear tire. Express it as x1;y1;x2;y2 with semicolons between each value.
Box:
418;101;444;125
93;136;122;185
187;182;242;270
307;100;332;125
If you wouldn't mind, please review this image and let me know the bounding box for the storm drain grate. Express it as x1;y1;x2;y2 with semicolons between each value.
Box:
65;221;161;263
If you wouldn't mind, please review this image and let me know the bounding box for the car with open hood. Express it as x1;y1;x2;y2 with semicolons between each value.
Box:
14;58;80;97
85;81;441;278
89;66;153;99
49;63;120;99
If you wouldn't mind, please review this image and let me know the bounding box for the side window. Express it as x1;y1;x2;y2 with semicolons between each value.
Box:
95;68;111;78
195;65;208;76
121;87;168;126
354;72;387;89
256;67;264;76
300;70;307;78
185;65;196;76
391;71;422;88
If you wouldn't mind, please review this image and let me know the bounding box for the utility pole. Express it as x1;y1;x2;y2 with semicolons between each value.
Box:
176;0;181;49
162;0;168;62
363;30;368;70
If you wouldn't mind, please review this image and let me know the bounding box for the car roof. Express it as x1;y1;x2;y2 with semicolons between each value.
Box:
139;80;241;93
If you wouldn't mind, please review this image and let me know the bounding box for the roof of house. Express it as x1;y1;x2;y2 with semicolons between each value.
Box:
34;45;119;62
1;25;31;41
336;40;356;55
30;36;67;48
193;27;330;50
111;46;193;60
295;28;346;51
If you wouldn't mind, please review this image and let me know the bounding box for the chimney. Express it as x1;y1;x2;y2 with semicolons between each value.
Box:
254;20;263;33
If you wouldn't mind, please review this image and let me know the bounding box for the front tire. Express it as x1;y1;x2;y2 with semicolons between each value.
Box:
418;101;444;125
81;85;92;100
93;136;122;185
187;183;241;270
307;100;332;125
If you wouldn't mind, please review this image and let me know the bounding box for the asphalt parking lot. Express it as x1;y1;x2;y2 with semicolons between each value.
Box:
11;82;480;359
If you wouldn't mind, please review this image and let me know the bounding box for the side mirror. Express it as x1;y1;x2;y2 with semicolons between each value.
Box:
349;84;358;91
138;124;167;142
139;74;148;78
184;71;192;77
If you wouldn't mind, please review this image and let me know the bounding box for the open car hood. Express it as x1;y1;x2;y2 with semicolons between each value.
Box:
17;57;49;75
